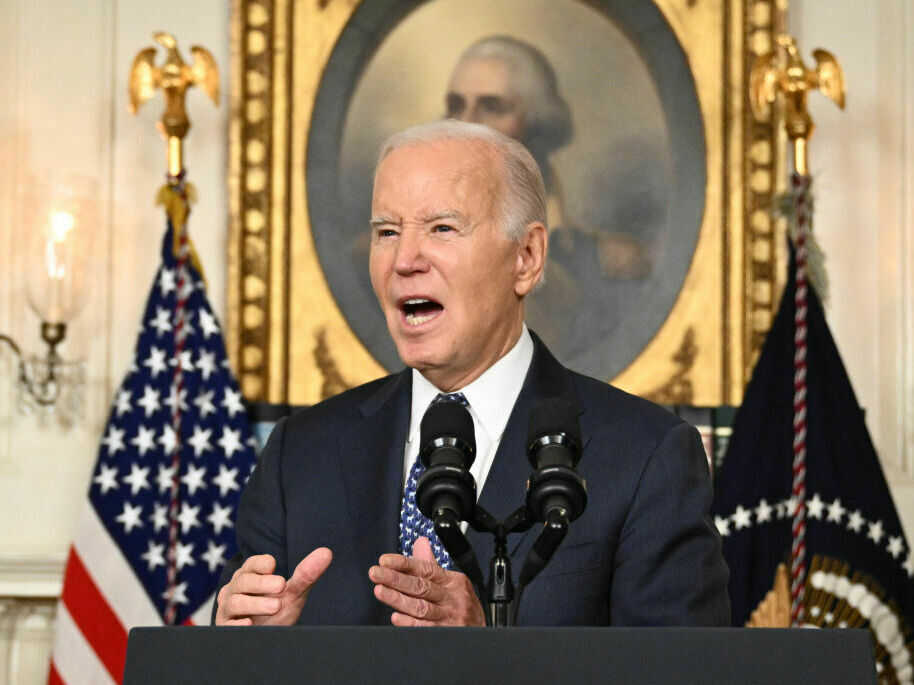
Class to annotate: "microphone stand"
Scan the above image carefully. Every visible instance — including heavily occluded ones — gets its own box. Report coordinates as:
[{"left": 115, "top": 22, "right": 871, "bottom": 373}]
[{"left": 432, "top": 504, "right": 570, "bottom": 627}]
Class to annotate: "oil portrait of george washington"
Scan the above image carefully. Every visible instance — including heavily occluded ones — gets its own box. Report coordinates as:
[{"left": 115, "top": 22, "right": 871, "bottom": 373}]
[{"left": 307, "top": 0, "right": 705, "bottom": 382}]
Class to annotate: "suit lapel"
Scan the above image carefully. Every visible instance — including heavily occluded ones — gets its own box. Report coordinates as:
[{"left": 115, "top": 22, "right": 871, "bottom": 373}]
[
  {"left": 468, "top": 332, "right": 583, "bottom": 560},
  {"left": 339, "top": 370, "right": 410, "bottom": 558}
]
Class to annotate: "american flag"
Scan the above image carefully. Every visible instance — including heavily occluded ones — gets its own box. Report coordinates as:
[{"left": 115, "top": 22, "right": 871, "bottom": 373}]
[{"left": 49, "top": 184, "right": 257, "bottom": 684}]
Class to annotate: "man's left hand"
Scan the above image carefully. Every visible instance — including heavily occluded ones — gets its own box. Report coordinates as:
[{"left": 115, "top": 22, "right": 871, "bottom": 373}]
[{"left": 369, "top": 537, "right": 485, "bottom": 626}]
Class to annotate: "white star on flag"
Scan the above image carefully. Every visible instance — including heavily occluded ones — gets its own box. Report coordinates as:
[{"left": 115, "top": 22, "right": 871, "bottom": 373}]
[
  {"left": 754, "top": 499, "right": 773, "bottom": 523},
  {"left": 175, "top": 542, "right": 195, "bottom": 570},
  {"left": 159, "top": 267, "right": 176, "bottom": 295},
  {"left": 149, "top": 306, "right": 173, "bottom": 336},
  {"left": 131, "top": 425, "right": 158, "bottom": 456},
  {"left": 177, "top": 503, "right": 201, "bottom": 534},
  {"left": 218, "top": 427, "right": 243, "bottom": 458},
  {"left": 198, "top": 308, "right": 220, "bottom": 338},
  {"left": 196, "top": 350, "right": 217, "bottom": 380},
  {"left": 847, "top": 509, "right": 865, "bottom": 533},
  {"left": 156, "top": 464, "right": 177, "bottom": 494},
  {"left": 151, "top": 502, "right": 169, "bottom": 532},
  {"left": 143, "top": 346, "right": 168, "bottom": 378},
  {"left": 164, "top": 385, "right": 189, "bottom": 413},
  {"left": 207, "top": 502, "right": 234, "bottom": 534},
  {"left": 212, "top": 465, "right": 240, "bottom": 497},
  {"left": 102, "top": 426, "right": 126, "bottom": 457},
  {"left": 202, "top": 542, "right": 227, "bottom": 572},
  {"left": 161, "top": 581, "right": 189, "bottom": 606},
  {"left": 141, "top": 541, "right": 166, "bottom": 571},
  {"left": 187, "top": 425, "right": 213, "bottom": 457},
  {"left": 222, "top": 388, "right": 245, "bottom": 418},
  {"left": 826, "top": 497, "right": 845, "bottom": 523},
  {"left": 194, "top": 390, "right": 217, "bottom": 418},
  {"left": 182, "top": 464, "right": 208, "bottom": 495},
  {"left": 115, "top": 502, "right": 144, "bottom": 533},
  {"left": 93, "top": 464, "right": 119, "bottom": 494},
  {"left": 732, "top": 505, "right": 752, "bottom": 530},
  {"left": 115, "top": 389, "right": 132, "bottom": 417},
  {"left": 715, "top": 516, "right": 730, "bottom": 536},
  {"left": 123, "top": 464, "right": 151, "bottom": 495},
  {"left": 159, "top": 425, "right": 178, "bottom": 454},
  {"left": 138, "top": 385, "right": 162, "bottom": 417},
  {"left": 903, "top": 552, "right": 914, "bottom": 578},
  {"left": 887, "top": 536, "right": 904, "bottom": 559},
  {"left": 806, "top": 493, "right": 825, "bottom": 519},
  {"left": 868, "top": 520, "right": 885, "bottom": 544},
  {"left": 169, "top": 350, "right": 195, "bottom": 373}
]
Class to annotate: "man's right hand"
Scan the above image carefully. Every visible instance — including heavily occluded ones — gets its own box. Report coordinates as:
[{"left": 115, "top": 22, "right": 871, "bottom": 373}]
[{"left": 215, "top": 548, "right": 333, "bottom": 625}]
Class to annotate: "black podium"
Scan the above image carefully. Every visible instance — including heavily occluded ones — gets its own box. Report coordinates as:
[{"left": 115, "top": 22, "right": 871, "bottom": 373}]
[{"left": 124, "top": 626, "right": 875, "bottom": 684}]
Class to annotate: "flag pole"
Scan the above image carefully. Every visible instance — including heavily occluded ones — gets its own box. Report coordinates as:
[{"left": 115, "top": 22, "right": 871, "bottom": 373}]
[
  {"left": 749, "top": 34, "right": 845, "bottom": 627},
  {"left": 127, "top": 32, "right": 220, "bottom": 623}
]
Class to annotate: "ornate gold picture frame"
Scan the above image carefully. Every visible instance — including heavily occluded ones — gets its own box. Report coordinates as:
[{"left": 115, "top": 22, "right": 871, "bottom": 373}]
[{"left": 228, "top": 0, "right": 786, "bottom": 407}]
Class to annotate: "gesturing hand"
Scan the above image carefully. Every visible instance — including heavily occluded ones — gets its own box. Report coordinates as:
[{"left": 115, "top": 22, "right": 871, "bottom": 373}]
[
  {"left": 369, "top": 537, "right": 485, "bottom": 627},
  {"left": 215, "top": 548, "right": 332, "bottom": 626}
]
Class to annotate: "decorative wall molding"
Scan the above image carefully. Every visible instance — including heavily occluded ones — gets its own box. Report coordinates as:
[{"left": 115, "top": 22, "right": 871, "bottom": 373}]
[{"left": 0, "top": 558, "right": 64, "bottom": 599}]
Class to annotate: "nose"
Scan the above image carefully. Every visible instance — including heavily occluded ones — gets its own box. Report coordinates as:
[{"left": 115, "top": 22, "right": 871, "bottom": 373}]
[{"left": 394, "top": 228, "right": 429, "bottom": 276}]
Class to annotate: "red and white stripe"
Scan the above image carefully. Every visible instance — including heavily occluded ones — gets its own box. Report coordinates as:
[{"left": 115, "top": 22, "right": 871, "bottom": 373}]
[
  {"left": 790, "top": 172, "right": 811, "bottom": 625},
  {"left": 48, "top": 506, "right": 214, "bottom": 683}
]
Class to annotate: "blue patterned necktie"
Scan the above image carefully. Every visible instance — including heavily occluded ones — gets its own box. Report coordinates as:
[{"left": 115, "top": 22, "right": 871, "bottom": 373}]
[{"left": 398, "top": 392, "right": 469, "bottom": 569}]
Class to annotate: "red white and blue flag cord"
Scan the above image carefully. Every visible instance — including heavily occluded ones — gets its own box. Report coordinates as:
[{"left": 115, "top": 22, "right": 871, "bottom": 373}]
[
  {"left": 790, "top": 172, "right": 812, "bottom": 626},
  {"left": 164, "top": 181, "right": 192, "bottom": 625}
]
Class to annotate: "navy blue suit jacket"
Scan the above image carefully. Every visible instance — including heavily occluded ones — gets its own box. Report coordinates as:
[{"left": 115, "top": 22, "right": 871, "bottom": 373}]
[{"left": 218, "top": 335, "right": 730, "bottom": 625}]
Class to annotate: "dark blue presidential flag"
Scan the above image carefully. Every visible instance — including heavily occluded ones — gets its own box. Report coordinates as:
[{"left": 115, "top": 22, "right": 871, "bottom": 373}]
[
  {"left": 51, "top": 183, "right": 258, "bottom": 684},
  {"left": 712, "top": 241, "right": 914, "bottom": 681}
]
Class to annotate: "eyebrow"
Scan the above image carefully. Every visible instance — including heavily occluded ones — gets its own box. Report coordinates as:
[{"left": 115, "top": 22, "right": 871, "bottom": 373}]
[
  {"left": 369, "top": 215, "right": 400, "bottom": 227},
  {"left": 419, "top": 210, "right": 466, "bottom": 224}
]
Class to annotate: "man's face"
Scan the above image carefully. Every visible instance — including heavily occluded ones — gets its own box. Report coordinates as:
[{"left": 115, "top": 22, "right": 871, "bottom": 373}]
[
  {"left": 445, "top": 57, "right": 527, "bottom": 141},
  {"left": 369, "top": 140, "right": 529, "bottom": 390}
]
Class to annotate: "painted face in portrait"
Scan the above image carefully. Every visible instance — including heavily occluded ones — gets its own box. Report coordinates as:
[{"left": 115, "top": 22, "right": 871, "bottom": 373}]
[
  {"left": 445, "top": 58, "right": 527, "bottom": 142},
  {"left": 369, "top": 139, "right": 542, "bottom": 390}
]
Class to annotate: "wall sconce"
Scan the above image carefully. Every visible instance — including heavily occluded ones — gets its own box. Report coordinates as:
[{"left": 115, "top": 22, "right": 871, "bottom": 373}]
[{"left": 1, "top": 178, "right": 93, "bottom": 424}]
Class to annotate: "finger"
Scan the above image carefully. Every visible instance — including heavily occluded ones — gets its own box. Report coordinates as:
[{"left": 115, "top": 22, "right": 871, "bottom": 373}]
[
  {"left": 222, "top": 593, "right": 282, "bottom": 619},
  {"left": 233, "top": 572, "right": 286, "bottom": 596},
  {"left": 373, "top": 584, "right": 443, "bottom": 622},
  {"left": 368, "top": 565, "right": 446, "bottom": 603},
  {"left": 391, "top": 612, "right": 435, "bottom": 628},
  {"left": 286, "top": 547, "right": 333, "bottom": 597},
  {"left": 378, "top": 553, "right": 441, "bottom": 581},
  {"left": 238, "top": 554, "right": 277, "bottom": 575},
  {"left": 221, "top": 617, "right": 253, "bottom": 626},
  {"left": 412, "top": 537, "right": 437, "bottom": 564}
]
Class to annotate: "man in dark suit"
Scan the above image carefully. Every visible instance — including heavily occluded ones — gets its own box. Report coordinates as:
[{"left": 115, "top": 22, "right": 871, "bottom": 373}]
[{"left": 215, "top": 120, "right": 729, "bottom": 627}]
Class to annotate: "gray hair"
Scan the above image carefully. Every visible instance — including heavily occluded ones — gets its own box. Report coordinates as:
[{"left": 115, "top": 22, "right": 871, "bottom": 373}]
[
  {"left": 453, "top": 35, "right": 573, "bottom": 160},
  {"left": 376, "top": 119, "right": 547, "bottom": 242}
]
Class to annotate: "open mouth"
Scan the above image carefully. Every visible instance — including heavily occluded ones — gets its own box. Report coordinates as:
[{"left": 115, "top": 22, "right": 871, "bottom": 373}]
[{"left": 400, "top": 298, "right": 444, "bottom": 327}]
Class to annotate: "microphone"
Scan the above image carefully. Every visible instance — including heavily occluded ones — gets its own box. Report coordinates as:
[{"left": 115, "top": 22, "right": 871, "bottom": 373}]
[
  {"left": 415, "top": 400, "right": 485, "bottom": 590},
  {"left": 525, "top": 398, "right": 587, "bottom": 523},
  {"left": 416, "top": 400, "right": 477, "bottom": 524}
]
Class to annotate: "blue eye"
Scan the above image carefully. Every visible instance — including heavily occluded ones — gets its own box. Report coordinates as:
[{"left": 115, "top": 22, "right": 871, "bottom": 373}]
[
  {"left": 376, "top": 228, "right": 398, "bottom": 238},
  {"left": 432, "top": 224, "right": 455, "bottom": 233}
]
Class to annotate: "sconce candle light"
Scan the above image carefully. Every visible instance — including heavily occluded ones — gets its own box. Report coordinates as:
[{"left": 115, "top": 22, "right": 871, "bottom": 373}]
[{"left": 1, "top": 179, "right": 93, "bottom": 423}]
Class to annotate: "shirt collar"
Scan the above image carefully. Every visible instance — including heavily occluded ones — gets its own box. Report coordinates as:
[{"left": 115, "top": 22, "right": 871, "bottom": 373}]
[{"left": 408, "top": 325, "right": 534, "bottom": 446}]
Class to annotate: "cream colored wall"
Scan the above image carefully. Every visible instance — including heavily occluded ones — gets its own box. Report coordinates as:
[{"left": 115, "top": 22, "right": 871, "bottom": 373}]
[
  {"left": 788, "top": 1, "right": 914, "bottom": 533},
  {"left": 0, "top": 0, "right": 911, "bottom": 683}
]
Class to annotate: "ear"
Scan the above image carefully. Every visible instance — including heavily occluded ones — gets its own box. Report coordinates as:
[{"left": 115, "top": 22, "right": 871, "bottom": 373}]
[{"left": 514, "top": 222, "right": 547, "bottom": 298}]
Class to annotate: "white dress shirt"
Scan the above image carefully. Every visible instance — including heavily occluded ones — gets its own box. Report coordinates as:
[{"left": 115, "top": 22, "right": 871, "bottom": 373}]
[{"left": 402, "top": 325, "right": 534, "bottom": 503}]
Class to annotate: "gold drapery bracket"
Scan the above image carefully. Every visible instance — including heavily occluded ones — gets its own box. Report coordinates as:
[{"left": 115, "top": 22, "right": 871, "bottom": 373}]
[
  {"left": 127, "top": 32, "right": 220, "bottom": 181},
  {"left": 749, "top": 35, "right": 845, "bottom": 176}
]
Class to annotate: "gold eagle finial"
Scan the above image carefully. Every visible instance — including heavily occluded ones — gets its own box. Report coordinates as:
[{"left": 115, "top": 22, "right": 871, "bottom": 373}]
[
  {"left": 749, "top": 35, "right": 845, "bottom": 175},
  {"left": 128, "top": 32, "right": 220, "bottom": 177}
]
